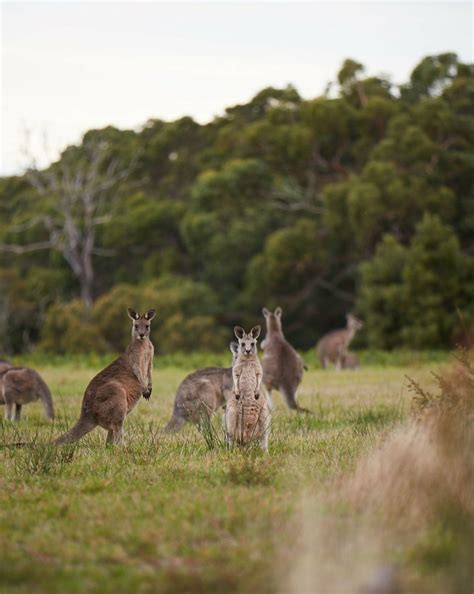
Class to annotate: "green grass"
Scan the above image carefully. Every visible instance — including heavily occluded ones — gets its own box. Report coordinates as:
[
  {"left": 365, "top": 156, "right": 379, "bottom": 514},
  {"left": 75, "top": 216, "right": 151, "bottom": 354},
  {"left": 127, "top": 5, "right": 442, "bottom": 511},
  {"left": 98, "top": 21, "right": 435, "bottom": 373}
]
[{"left": 0, "top": 359, "right": 445, "bottom": 593}]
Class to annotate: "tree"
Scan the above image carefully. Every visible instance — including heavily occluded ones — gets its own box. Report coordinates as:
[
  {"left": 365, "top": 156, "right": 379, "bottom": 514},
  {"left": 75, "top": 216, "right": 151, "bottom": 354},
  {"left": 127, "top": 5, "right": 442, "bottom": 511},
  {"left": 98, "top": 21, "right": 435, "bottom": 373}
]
[
  {"left": 0, "top": 140, "right": 133, "bottom": 311},
  {"left": 358, "top": 216, "right": 474, "bottom": 348}
]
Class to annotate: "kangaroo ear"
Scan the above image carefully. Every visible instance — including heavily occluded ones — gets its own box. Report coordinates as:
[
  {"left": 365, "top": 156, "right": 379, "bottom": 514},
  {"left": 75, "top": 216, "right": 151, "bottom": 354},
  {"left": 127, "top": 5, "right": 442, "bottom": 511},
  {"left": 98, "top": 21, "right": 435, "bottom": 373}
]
[
  {"left": 234, "top": 326, "right": 245, "bottom": 340},
  {"left": 144, "top": 309, "right": 156, "bottom": 321},
  {"left": 262, "top": 307, "right": 270, "bottom": 317},
  {"left": 229, "top": 341, "right": 239, "bottom": 355},
  {"left": 127, "top": 308, "right": 140, "bottom": 321},
  {"left": 250, "top": 325, "right": 261, "bottom": 339},
  {"left": 275, "top": 307, "right": 282, "bottom": 318}
]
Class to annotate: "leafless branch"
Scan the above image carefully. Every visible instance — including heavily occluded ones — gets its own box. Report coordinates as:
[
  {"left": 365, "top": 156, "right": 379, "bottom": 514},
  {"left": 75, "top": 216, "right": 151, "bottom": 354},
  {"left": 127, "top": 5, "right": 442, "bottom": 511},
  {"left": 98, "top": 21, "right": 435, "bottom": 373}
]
[
  {"left": 2, "top": 137, "right": 135, "bottom": 309},
  {"left": 0, "top": 241, "right": 53, "bottom": 254}
]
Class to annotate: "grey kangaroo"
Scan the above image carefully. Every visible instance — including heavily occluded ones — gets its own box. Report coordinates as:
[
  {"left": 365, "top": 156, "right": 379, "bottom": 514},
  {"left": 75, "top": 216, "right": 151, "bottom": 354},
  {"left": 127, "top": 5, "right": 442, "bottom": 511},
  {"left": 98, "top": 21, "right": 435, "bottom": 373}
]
[
  {"left": 316, "top": 313, "right": 363, "bottom": 370},
  {"left": 163, "top": 342, "right": 239, "bottom": 432},
  {"left": 55, "top": 308, "right": 156, "bottom": 445},
  {"left": 0, "top": 359, "right": 13, "bottom": 374},
  {"left": 1, "top": 366, "right": 54, "bottom": 421},
  {"left": 261, "top": 307, "right": 310, "bottom": 413},
  {"left": 224, "top": 326, "right": 271, "bottom": 451},
  {"left": 341, "top": 351, "right": 359, "bottom": 370}
]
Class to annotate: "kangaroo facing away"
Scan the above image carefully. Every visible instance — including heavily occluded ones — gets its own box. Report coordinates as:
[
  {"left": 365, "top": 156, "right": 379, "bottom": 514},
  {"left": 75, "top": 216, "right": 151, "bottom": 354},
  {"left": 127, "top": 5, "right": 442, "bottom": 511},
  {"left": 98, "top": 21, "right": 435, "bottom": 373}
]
[
  {"left": 261, "top": 307, "right": 310, "bottom": 413},
  {"left": 163, "top": 342, "right": 238, "bottom": 432},
  {"left": 224, "top": 326, "right": 271, "bottom": 451},
  {"left": 1, "top": 367, "right": 54, "bottom": 421},
  {"left": 316, "top": 313, "right": 363, "bottom": 370},
  {"left": 55, "top": 308, "right": 156, "bottom": 445}
]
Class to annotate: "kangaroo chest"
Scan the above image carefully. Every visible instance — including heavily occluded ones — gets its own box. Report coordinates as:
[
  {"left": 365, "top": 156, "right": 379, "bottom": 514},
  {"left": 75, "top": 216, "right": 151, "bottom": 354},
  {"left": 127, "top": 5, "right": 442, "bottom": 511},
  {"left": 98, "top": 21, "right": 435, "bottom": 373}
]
[{"left": 235, "top": 362, "right": 260, "bottom": 394}]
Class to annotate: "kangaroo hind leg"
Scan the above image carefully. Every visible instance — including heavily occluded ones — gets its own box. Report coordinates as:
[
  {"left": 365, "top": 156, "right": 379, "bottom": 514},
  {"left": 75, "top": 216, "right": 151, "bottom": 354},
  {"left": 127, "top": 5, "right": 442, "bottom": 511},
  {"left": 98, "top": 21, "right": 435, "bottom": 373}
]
[{"left": 280, "top": 384, "right": 312, "bottom": 414}]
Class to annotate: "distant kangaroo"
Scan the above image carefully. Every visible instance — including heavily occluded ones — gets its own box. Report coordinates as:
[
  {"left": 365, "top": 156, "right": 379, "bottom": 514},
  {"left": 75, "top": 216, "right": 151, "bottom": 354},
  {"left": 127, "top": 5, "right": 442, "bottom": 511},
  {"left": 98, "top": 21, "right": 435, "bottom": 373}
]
[
  {"left": 1, "top": 366, "right": 54, "bottom": 421},
  {"left": 261, "top": 307, "right": 310, "bottom": 413},
  {"left": 316, "top": 313, "right": 363, "bottom": 370},
  {"left": 0, "top": 359, "right": 13, "bottom": 374},
  {"left": 224, "top": 326, "right": 271, "bottom": 451},
  {"left": 163, "top": 342, "right": 239, "bottom": 432},
  {"left": 341, "top": 351, "right": 359, "bottom": 370},
  {"left": 55, "top": 308, "right": 156, "bottom": 445}
]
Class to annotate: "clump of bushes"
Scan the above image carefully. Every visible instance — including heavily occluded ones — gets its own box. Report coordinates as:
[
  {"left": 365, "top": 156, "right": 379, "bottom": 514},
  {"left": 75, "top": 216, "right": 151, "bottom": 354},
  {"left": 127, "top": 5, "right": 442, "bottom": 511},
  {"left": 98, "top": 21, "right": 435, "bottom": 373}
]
[
  {"left": 39, "top": 276, "right": 229, "bottom": 354},
  {"left": 39, "top": 300, "right": 108, "bottom": 354}
]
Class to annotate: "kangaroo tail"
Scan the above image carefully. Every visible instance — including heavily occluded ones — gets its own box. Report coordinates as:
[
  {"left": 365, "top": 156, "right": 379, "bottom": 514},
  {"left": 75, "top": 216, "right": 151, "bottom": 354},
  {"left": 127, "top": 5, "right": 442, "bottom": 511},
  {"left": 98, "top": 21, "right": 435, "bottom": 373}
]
[
  {"left": 54, "top": 417, "right": 96, "bottom": 445},
  {"left": 162, "top": 414, "right": 186, "bottom": 433},
  {"left": 37, "top": 376, "right": 55, "bottom": 420}
]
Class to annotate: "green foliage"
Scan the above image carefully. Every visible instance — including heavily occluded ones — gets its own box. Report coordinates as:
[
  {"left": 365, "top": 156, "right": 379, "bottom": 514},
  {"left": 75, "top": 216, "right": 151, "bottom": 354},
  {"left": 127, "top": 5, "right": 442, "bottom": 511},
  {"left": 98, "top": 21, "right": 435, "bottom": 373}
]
[
  {"left": 39, "top": 301, "right": 108, "bottom": 354},
  {"left": 1, "top": 53, "right": 473, "bottom": 353},
  {"left": 358, "top": 216, "right": 474, "bottom": 348},
  {"left": 92, "top": 277, "right": 227, "bottom": 354}
]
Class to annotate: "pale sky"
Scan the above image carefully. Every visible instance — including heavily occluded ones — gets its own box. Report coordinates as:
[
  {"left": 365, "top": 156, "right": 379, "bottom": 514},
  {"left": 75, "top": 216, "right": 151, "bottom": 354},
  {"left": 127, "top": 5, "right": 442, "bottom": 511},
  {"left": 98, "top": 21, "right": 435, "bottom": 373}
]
[{"left": 1, "top": 1, "right": 472, "bottom": 176}]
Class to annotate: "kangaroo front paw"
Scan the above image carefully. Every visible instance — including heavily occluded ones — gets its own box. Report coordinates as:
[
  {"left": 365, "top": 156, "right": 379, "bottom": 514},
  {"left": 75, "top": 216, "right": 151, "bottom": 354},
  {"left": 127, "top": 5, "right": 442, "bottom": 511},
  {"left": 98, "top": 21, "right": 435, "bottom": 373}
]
[
  {"left": 254, "top": 392, "right": 260, "bottom": 400},
  {"left": 143, "top": 387, "right": 152, "bottom": 400}
]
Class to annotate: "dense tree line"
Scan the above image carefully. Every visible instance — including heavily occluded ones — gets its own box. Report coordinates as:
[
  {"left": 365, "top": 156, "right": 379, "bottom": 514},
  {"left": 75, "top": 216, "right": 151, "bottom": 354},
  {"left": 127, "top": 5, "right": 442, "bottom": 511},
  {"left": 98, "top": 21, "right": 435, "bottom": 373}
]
[{"left": 1, "top": 53, "right": 473, "bottom": 354}]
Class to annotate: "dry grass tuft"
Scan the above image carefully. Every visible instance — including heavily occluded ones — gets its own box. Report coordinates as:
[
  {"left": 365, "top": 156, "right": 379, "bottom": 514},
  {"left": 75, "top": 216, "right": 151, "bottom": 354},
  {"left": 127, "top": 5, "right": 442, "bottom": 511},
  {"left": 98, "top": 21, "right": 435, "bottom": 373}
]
[{"left": 288, "top": 350, "right": 474, "bottom": 593}]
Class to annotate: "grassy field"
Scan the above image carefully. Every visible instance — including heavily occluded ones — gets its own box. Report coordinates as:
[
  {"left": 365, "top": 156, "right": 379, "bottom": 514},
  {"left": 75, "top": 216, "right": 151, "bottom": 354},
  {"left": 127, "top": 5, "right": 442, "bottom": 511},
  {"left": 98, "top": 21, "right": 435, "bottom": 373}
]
[{"left": 0, "top": 356, "right": 465, "bottom": 594}]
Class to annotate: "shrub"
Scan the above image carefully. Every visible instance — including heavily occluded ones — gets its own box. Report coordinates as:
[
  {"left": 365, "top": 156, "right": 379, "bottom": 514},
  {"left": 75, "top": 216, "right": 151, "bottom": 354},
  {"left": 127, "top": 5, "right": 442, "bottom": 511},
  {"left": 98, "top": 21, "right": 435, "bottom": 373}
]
[
  {"left": 39, "top": 301, "right": 108, "bottom": 354},
  {"left": 39, "top": 278, "right": 230, "bottom": 355}
]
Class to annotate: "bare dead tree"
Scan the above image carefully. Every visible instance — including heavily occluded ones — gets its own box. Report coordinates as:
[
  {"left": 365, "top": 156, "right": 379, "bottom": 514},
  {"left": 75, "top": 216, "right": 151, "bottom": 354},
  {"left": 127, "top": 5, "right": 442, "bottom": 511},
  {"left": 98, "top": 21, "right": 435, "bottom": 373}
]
[{"left": 0, "top": 140, "right": 134, "bottom": 311}]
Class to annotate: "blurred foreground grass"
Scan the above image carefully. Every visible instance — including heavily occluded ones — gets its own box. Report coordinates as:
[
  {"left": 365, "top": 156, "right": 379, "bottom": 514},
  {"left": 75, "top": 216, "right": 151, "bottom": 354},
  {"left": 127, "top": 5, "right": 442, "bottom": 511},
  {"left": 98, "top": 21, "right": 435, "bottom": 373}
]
[{"left": 0, "top": 355, "right": 468, "bottom": 594}]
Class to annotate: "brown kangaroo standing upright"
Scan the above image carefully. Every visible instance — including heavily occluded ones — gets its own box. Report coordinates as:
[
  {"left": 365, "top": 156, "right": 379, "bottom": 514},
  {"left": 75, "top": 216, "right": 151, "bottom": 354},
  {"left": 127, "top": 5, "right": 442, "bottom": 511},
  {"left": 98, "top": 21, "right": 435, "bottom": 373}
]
[
  {"left": 1, "top": 366, "right": 54, "bottom": 421},
  {"left": 163, "top": 342, "right": 238, "bottom": 432},
  {"left": 316, "top": 313, "right": 363, "bottom": 370},
  {"left": 55, "top": 308, "right": 156, "bottom": 445},
  {"left": 261, "top": 307, "right": 309, "bottom": 413}
]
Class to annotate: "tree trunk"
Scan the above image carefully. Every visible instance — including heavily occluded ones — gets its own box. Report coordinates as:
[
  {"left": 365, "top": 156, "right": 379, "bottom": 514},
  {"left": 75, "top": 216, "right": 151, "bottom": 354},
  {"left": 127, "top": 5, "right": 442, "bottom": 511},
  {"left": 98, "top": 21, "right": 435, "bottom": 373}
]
[{"left": 80, "top": 272, "right": 94, "bottom": 315}]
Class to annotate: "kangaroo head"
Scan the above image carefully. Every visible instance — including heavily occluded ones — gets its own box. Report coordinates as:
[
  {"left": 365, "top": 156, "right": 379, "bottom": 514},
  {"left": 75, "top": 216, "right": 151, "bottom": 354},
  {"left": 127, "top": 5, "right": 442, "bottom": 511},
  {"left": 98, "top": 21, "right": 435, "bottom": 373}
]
[
  {"left": 346, "top": 313, "right": 363, "bottom": 331},
  {"left": 229, "top": 341, "right": 239, "bottom": 364},
  {"left": 127, "top": 308, "right": 157, "bottom": 341},
  {"left": 234, "top": 325, "right": 261, "bottom": 356},
  {"left": 262, "top": 306, "right": 283, "bottom": 332}
]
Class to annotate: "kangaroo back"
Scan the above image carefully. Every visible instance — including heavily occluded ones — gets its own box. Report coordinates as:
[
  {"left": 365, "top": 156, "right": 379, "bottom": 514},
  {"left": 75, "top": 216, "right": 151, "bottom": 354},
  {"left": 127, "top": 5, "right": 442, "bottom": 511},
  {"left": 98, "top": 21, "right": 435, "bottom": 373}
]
[{"left": 32, "top": 370, "right": 55, "bottom": 419}]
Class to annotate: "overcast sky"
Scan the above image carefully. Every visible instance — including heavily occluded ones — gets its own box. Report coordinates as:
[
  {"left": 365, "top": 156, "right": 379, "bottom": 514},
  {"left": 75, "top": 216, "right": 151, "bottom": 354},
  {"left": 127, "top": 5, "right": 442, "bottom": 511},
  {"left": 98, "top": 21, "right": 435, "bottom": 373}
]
[{"left": 1, "top": 1, "right": 472, "bottom": 176}]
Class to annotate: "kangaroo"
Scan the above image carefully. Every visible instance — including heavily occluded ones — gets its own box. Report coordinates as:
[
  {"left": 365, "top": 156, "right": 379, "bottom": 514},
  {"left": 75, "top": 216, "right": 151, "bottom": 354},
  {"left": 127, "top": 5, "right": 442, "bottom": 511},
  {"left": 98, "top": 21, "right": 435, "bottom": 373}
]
[
  {"left": 163, "top": 342, "right": 239, "bottom": 432},
  {"left": 55, "top": 308, "right": 156, "bottom": 445},
  {"left": 341, "top": 351, "right": 359, "bottom": 370},
  {"left": 0, "top": 359, "right": 13, "bottom": 374},
  {"left": 261, "top": 307, "right": 310, "bottom": 413},
  {"left": 1, "top": 366, "right": 54, "bottom": 421},
  {"left": 316, "top": 313, "right": 363, "bottom": 370},
  {"left": 224, "top": 326, "right": 271, "bottom": 451}
]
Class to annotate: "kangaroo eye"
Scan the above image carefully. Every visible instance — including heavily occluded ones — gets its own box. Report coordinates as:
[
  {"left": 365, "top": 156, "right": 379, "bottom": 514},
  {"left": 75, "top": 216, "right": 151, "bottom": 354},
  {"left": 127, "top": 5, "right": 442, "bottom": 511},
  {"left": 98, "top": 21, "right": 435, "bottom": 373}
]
[
  {"left": 251, "top": 342, "right": 255, "bottom": 346},
  {"left": 235, "top": 394, "right": 240, "bottom": 400}
]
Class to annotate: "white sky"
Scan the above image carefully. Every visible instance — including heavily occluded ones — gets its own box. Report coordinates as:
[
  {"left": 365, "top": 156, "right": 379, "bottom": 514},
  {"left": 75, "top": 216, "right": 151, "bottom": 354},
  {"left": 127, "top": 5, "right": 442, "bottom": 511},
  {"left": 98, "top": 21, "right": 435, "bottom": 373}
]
[{"left": 1, "top": 1, "right": 473, "bottom": 176}]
